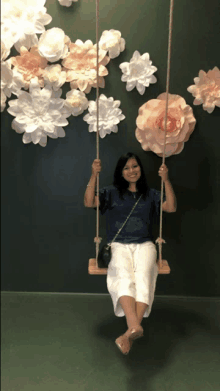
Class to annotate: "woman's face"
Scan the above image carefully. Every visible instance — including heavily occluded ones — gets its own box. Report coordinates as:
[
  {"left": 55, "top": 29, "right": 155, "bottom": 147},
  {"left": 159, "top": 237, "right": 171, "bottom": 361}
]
[{"left": 122, "top": 158, "right": 141, "bottom": 184}]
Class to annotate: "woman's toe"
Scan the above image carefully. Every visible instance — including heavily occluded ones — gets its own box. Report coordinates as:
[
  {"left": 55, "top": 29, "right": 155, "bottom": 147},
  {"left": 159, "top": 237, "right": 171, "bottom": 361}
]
[{"left": 115, "top": 335, "right": 130, "bottom": 355}]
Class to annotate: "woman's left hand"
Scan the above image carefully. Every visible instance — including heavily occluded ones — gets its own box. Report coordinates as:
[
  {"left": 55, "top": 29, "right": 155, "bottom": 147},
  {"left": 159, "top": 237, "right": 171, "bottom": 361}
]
[{"left": 158, "top": 163, "right": 169, "bottom": 182}]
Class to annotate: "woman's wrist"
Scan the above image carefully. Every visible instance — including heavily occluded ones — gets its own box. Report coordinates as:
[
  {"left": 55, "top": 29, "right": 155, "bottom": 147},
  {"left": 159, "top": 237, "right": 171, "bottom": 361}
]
[{"left": 164, "top": 178, "right": 170, "bottom": 184}]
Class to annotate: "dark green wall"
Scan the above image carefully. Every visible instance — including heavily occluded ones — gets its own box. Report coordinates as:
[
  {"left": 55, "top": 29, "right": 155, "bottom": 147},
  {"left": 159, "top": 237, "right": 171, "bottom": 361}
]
[{"left": 1, "top": 0, "right": 220, "bottom": 296}]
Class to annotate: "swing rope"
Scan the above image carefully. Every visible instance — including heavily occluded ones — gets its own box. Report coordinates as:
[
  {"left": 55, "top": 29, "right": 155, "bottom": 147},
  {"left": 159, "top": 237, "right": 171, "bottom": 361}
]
[
  {"left": 156, "top": 0, "right": 174, "bottom": 264},
  {"left": 94, "top": 0, "right": 174, "bottom": 267},
  {"left": 94, "top": 0, "right": 101, "bottom": 266}
]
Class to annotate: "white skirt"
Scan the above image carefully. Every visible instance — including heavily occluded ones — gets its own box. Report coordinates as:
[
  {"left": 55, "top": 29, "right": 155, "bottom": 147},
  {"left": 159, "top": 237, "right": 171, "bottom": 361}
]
[{"left": 106, "top": 241, "right": 158, "bottom": 318}]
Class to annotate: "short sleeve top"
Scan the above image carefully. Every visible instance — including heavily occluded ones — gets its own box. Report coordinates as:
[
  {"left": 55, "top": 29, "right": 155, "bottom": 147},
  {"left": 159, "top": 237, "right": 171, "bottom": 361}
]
[{"left": 94, "top": 185, "right": 166, "bottom": 244}]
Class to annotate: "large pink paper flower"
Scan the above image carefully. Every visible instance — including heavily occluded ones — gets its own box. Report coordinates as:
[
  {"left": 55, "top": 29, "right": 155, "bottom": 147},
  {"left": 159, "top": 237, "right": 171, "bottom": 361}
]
[
  {"left": 10, "top": 46, "right": 48, "bottom": 89},
  {"left": 187, "top": 67, "right": 220, "bottom": 113},
  {"left": 135, "top": 93, "right": 196, "bottom": 157},
  {"left": 62, "top": 39, "right": 110, "bottom": 94}
]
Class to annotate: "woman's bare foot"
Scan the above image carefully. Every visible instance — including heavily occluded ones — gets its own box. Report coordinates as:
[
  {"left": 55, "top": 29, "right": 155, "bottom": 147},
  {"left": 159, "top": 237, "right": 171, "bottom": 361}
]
[
  {"left": 115, "top": 334, "right": 130, "bottom": 355},
  {"left": 124, "top": 325, "right": 144, "bottom": 342}
]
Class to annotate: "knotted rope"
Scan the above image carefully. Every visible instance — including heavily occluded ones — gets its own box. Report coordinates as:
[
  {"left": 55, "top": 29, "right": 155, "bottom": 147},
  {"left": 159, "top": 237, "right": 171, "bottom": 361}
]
[
  {"left": 94, "top": 0, "right": 101, "bottom": 265},
  {"left": 156, "top": 0, "right": 174, "bottom": 264}
]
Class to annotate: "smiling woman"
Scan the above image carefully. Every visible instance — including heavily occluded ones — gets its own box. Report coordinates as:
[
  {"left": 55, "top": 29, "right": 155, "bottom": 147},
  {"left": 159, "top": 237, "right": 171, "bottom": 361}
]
[{"left": 84, "top": 151, "right": 176, "bottom": 354}]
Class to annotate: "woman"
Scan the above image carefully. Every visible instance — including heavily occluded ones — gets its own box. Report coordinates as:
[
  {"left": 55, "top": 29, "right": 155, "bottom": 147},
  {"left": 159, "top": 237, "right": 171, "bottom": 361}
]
[{"left": 84, "top": 152, "right": 177, "bottom": 354}]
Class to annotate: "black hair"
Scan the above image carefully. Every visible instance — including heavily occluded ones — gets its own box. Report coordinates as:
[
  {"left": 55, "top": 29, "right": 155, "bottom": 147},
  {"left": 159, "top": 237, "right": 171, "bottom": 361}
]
[{"left": 113, "top": 152, "right": 149, "bottom": 200}]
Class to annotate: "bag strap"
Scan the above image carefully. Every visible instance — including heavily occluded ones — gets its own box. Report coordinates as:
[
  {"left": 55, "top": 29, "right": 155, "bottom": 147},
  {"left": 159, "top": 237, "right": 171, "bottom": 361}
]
[{"left": 108, "top": 194, "right": 142, "bottom": 245}]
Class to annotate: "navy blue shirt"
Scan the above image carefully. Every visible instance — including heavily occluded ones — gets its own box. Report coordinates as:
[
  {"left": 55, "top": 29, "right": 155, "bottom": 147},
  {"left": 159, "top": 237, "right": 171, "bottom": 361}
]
[{"left": 95, "top": 185, "right": 166, "bottom": 244}]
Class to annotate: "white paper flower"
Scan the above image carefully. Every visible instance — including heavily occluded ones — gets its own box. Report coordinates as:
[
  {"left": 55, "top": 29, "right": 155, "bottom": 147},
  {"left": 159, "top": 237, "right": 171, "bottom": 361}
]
[
  {"left": 38, "top": 28, "right": 70, "bottom": 63},
  {"left": 1, "top": 0, "right": 52, "bottom": 52},
  {"left": 1, "top": 60, "right": 26, "bottom": 105},
  {"left": 83, "top": 94, "right": 125, "bottom": 138},
  {"left": 58, "top": 0, "right": 78, "bottom": 6},
  {"left": 119, "top": 50, "right": 157, "bottom": 95},
  {"left": 1, "top": 41, "right": 11, "bottom": 61},
  {"left": 14, "top": 34, "right": 39, "bottom": 54},
  {"left": 9, "top": 69, "right": 28, "bottom": 97},
  {"left": 7, "top": 78, "right": 69, "bottom": 147},
  {"left": 1, "top": 61, "right": 13, "bottom": 91},
  {"left": 43, "top": 64, "right": 67, "bottom": 91},
  {"left": 99, "top": 30, "right": 125, "bottom": 59},
  {"left": 63, "top": 90, "right": 89, "bottom": 117}
]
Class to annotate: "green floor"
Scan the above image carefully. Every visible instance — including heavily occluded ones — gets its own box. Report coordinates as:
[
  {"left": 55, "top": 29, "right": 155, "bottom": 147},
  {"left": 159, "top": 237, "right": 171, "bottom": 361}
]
[{"left": 1, "top": 292, "right": 220, "bottom": 391}]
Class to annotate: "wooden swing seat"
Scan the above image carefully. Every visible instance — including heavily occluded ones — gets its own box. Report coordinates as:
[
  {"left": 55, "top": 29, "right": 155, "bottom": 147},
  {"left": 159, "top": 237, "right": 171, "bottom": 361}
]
[{"left": 88, "top": 258, "right": 170, "bottom": 275}]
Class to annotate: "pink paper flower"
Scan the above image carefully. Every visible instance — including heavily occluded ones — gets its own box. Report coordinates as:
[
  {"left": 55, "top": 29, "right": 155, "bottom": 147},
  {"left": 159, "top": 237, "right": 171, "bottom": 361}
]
[
  {"left": 187, "top": 67, "right": 220, "bottom": 113},
  {"left": 10, "top": 46, "right": 48, "bottom": 89},
  {"left": 135, "top": 93, "right": 196, "bottom": 157},
  {"left": 62, "top": 39, "right": 110, "bottom": 94}
]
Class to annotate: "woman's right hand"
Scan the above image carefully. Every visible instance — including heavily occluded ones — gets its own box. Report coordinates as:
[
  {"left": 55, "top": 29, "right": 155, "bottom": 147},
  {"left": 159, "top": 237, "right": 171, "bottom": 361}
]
[{"left": 92, "top": 159, "right": 102, "bottom": 177}]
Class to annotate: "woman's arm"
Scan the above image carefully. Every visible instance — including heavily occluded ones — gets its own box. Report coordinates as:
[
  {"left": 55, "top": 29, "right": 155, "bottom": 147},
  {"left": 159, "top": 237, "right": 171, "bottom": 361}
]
[
  {"left": 158, "top": 164, "right": 177, "bottom": 213},
  {"left": 84, "top": 159, "right": 101, "bottom": 208}
]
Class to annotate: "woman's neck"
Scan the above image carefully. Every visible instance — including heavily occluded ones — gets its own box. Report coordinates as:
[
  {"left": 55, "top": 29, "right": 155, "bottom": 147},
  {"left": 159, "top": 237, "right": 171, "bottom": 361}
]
[{"left": 128, "top": 184, "right": 137, "bottom": 192}]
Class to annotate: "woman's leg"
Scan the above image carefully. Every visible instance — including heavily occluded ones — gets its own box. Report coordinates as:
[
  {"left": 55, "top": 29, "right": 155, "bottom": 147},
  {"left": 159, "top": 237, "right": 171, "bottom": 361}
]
[
  {"left": 119, "top": 295, "right": 140, "bottom": 329},
  {"left": 135, "top": 302, "right": 148, "bottom": 324},
  {"left": 134, "top": 242, "right": 158, "bottom": 320}
]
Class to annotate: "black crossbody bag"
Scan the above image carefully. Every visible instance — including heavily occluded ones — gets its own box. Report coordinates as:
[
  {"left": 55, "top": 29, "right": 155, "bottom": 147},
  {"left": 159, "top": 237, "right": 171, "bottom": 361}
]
[{"left": 98, "top": 194, "right": 142, "bottom": 268}]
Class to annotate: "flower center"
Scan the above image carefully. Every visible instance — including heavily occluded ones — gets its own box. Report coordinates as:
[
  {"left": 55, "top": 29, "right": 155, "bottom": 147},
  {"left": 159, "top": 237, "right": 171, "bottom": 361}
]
[
  {"left": 156, "top": 113, "right": 178, "bottom": 133},
  {"left": 69, "top": 97, "right": 82, "bottom": 107}
]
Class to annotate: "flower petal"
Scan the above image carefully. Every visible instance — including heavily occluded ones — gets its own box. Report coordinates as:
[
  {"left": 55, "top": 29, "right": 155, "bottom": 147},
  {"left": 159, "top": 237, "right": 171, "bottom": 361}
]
[{"left": 136, "top": 82, "right": 145, "bottom": 95}]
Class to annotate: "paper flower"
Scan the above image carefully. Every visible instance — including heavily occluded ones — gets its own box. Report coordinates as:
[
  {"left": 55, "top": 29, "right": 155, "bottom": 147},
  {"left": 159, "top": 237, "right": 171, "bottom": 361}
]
[
  {"left": 63, "top": 90, "right": 89, "bottom": 117},
  {"left": 1, "top": 60, "right": 14, "bottom": 111},
  {"left": 10, "top": 46, "right": 48, "bottom": 89},
  {"left": 1, "top": 41, "right": 11, "bottom": 61},
  {"left": 38, "top": 28, "right": 70, "bottom": 62},
  {"left": 7, "top": 78, "right": 69, "bottom": 147},
  {"left": 83, "top": 94, "right": 125, "bottom": 138},
  {"left": 135, "top": 93, "right": 196, "bottom": 157},
  {"left": 99, "top": 30, "right": 125, "bottom": 59},
  {"left": 1, "top": 0, "right": 52, "bottom": 52},
  {"left": 43, "top": 64, "right": 67, "bottom": 91},
  {"left": 58, "top": 0, "right": 78, "bottom": 6},
  {"left": 6, "top": 69, "right": 26, "bottom": 97},
  {"left": 1, "top": 61, "right": 13, "bottom": 91},
  {"left": 119, "top": 50, "right": 157, "bottom": 95},
  {"left": 62, "top": 39, "right": 110, "bottom": 94},
  {"left": 187, "top": 67, "right": 220, "bottom": 113},
  {"left": 1, "top": 60, "right": 26, "bottom": 109}
]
